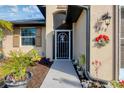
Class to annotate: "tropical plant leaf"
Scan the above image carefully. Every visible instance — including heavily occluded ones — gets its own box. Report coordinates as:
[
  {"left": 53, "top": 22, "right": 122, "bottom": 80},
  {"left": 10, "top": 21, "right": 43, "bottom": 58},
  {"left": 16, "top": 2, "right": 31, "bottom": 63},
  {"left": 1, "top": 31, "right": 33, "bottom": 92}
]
[
  {"left": 0, "top": 29, "right": 4, "bottom": 41},
  {"left": 0, "top": 20, "right": 13, "bottom": 31},
  {"left": 79, "top": 54, "right": 85, "bottom": 67}
]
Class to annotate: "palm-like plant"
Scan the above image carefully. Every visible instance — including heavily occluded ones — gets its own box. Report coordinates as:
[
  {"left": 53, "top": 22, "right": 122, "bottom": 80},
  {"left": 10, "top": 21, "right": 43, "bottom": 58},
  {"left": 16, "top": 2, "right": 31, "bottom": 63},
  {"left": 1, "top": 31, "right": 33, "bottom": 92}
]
[
  {"left": 0, "top": 20, "right": 13, "bottom": 31},
  {"left": 0, "top": 20, "right": 13, "bottom": 41},
  {"left": 0, "top": 20, "right": 13, "bottom": 85}
]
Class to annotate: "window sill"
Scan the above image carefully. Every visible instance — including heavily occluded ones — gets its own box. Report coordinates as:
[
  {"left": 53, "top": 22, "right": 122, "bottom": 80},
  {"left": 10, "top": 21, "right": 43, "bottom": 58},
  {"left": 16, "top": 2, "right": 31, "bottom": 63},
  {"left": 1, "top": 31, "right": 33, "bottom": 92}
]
[{"left": 20, "top": 45, "right": 35, "bottom": 48}]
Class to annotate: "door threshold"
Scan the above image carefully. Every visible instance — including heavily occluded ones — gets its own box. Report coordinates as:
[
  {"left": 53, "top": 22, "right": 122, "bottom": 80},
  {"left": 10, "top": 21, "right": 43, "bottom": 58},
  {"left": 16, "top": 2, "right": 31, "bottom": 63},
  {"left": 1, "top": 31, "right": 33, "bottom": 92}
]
[{"left": 54, "top": 59, "right": 72, "bottom": 62}]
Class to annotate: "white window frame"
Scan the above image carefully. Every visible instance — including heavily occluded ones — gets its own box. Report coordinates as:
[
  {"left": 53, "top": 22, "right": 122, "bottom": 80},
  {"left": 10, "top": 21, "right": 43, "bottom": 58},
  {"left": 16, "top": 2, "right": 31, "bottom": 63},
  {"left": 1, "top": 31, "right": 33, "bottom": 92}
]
[{"left": 20, "top": 27, "right": 36, "bottom": 47}]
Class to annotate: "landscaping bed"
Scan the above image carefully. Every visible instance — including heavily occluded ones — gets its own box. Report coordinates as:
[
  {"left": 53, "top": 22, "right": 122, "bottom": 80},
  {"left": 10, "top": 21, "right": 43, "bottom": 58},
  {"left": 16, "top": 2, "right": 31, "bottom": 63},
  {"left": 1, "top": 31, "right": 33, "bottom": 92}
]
[
  {"left": 0, "top": 50, "right": 53, "bottom": 88},
  {"left": 27, "top": 61, "right": 52, "bottom": 88},
  {"left": 0, "top": 60, "right": 52, "bottom": 88},
  {"left": 72, "top": 55, "right": 112, "bottom": 88},
  {"left": 72, "top": 56, "right": 124, "bottom": 88}
]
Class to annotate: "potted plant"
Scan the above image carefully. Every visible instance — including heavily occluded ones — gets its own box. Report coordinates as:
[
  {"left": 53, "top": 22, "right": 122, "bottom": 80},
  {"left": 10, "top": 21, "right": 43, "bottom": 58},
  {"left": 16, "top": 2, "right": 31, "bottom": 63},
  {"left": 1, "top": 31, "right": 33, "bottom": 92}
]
[
  {"left": 79, "top": 54, "right": 85, "bottom": 69},
  {"left": 0, "top": 70, "right": 5, "bottom": 88},
  {"left": 0, "top": 20, "right": 13, "bottom": 87},
  {"left": 0, "top": 79, "right": 5, "bottom": 88},
  {"left": 0, "top": 61, "right": 7, "bottom": 88},
  {"left": 77, "top": 54, "right": 85, "bottom": 77},
  {"left": 1, "top": 49, "right": 41, "bottom": 88}
]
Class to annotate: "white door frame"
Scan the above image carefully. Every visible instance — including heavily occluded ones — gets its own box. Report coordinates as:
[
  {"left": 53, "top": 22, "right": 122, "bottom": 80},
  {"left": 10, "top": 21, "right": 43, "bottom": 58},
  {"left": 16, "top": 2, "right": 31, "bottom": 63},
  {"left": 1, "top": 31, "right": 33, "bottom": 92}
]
[{"left": 55, "top": 30, "right": 71, "bottom": 60}]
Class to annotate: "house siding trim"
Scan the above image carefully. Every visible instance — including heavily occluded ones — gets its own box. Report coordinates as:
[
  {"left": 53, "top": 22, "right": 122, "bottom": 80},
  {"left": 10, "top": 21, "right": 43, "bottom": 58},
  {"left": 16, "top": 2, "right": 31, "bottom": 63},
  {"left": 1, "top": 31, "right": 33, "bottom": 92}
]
[
  {"left": 118, "top": 6, "right": 123, "bottom": 80},
  {"left": 113, "top": 5, "right": 120, "bottom": 80}
]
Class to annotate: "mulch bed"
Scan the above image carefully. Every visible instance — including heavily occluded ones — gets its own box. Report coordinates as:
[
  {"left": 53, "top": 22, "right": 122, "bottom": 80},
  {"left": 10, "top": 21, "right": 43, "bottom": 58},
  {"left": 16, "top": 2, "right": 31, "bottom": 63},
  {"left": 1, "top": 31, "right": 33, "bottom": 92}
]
[{"left": 27, "top": 61, "right": 53, "bottom": 88}]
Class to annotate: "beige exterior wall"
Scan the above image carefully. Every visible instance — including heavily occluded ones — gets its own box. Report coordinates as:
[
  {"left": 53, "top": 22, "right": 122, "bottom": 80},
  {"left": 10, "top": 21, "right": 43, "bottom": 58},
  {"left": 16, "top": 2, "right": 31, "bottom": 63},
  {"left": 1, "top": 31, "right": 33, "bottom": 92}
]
[
  {"left": 45, "top": 5, "right": 116, "bottom": 80},
  {"left": 73, "top": 10, "right": 86, "bottom": 59},
  {"left": 3, "top": 26, "right": 46, "bottom": 56},
  {"left": 90, "top": 5, "right": 114, "bottom": 80},
  {"left": 46, "top": 5, "right": 66, "bottom": 60}
]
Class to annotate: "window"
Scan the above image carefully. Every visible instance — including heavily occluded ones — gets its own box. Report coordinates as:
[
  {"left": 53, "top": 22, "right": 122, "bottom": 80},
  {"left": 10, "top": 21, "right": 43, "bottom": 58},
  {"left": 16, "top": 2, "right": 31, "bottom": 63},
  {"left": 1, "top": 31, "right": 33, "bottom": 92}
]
[
  {"left": 21, "top": 28, "right": 36, "bottom": 46},
  {"left": 119, "top": 6, "right": 124, "bottom": 80}
]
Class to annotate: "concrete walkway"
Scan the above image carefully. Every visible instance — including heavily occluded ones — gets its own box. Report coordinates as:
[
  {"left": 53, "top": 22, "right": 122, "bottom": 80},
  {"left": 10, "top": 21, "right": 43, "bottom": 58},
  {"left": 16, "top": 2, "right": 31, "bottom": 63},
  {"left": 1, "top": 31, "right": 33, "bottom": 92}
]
[{"left": 41, "top": 60, "right": 82, "bottom": 88}]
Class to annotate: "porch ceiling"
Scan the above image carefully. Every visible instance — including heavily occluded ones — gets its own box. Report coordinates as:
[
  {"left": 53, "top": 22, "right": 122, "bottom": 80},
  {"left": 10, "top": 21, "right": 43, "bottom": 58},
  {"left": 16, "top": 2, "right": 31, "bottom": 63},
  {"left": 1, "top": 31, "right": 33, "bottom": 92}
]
[
  {"left": 66, "top": 5, "right": 83, "bottom": 23},
  {"left": 56, "top": 22, "right": 72, "bottom": 30}
]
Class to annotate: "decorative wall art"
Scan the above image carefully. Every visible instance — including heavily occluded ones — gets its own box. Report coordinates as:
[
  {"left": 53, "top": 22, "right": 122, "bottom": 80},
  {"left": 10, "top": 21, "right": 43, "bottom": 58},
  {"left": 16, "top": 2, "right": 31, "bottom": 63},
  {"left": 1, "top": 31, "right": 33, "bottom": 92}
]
[
  {"left": 94, "top": 12, "right": 111, "bottom": 33},
  {"left": 95, "top": 34, "right": 109, "bottom": 48},
  {"left": 94, "top": 12, "right": 111, "bottom": 48}
]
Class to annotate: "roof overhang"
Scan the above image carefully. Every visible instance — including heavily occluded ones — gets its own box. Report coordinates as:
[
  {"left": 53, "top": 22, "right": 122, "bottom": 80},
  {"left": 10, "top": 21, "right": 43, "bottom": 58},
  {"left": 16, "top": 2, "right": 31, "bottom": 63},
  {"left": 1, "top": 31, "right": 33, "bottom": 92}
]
[
  {"left": 66, "top": 5, "right": 83, "bottom": 23},
  {"left": 37, "top": 5, "right": 46, "bottom": 19},
  {"left": 11, "top": 19, "right": 45, "bottom": 27}
]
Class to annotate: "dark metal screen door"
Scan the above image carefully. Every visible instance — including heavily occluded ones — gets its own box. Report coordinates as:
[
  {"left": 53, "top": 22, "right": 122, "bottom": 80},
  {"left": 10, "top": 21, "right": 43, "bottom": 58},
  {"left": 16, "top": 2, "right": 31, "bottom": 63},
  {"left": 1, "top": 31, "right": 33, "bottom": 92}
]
[{"left": 55, "top": 30, "right": 71, "bottom": 59}]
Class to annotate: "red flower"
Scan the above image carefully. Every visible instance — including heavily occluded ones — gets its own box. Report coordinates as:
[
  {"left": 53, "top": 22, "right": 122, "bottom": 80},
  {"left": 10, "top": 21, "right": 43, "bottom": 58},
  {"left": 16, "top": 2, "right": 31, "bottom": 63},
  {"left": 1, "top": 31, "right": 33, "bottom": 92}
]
[
  {"left": 95, "top": 34, "right": 109, "bottom": 45},
  {"left": 119, "top": 80, "right": 124, "bottom": 84},
  {"left": 119, "top": 80, "right": 124, "bottom": 87},
  {"left": 106, "top": 36, "right": 109, "bottom": 40},
  {"left": 98, "top": 34, "right": 103, "bottom": 39},
  {"left": 95, "top": 37, "right": 99, "bottom": 42},
  {"left": 103, "top": 35, "right": 109, "bottom": 41},
  {"left": 103, "top": 35, "right": 106, "bottom": 40}
]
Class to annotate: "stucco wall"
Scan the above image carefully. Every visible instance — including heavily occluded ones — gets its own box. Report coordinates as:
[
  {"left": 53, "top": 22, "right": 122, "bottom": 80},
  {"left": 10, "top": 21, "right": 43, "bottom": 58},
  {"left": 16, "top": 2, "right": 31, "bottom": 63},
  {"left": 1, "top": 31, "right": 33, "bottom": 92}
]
[
  {"left": 3, "top": 26, "right": 46, "bottom": 57},
  {"left": 46, "top": 5, "right": 66, "bottom": 60},
  {"left": 74, "top": 10, "right": 86, "bottom": 59},
  {"left": 90, "top": 5, "right": 114, "bottom": 80}
]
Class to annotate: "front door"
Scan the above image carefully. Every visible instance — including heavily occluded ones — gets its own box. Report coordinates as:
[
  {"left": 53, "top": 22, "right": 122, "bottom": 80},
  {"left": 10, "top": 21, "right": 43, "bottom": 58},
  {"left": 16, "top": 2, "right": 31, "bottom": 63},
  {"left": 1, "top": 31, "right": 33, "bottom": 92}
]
[{"left": 55, "top": 30, "right": 71, "bottom": 60}]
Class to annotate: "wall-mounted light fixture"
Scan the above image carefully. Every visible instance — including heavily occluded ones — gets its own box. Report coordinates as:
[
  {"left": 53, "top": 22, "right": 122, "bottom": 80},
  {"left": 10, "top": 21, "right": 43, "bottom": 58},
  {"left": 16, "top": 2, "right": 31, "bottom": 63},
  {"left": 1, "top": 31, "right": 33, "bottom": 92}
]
[
  {"left": 101, "top": 12, "right": 111, "bottom": 27},
  {"left": 105, "top": 16, "right": 111, "bottom": 27}
]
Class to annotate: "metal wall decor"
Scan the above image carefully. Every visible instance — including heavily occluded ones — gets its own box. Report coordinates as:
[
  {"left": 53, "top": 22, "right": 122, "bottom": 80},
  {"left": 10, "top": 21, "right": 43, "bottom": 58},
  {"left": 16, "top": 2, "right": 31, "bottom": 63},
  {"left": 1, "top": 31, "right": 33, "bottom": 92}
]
[
  {"left": 94, "top": 12, "right": 111, "bottom": 33},
  {"left": 101, "top": 12, "right": 111, "bottom": 27},
  {"left": 94, "top": 34, "right": 110, "bottom": 48},
  {"left": 93, "top": 12, "right": 111, "bottom": 48}
]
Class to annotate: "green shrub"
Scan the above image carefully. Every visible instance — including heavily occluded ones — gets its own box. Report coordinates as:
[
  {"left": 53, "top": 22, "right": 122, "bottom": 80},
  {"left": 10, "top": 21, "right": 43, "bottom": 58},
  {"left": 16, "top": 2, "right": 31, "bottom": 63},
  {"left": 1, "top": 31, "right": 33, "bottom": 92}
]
[
  {"left": 79, "top": 54, "right": 85, "bottom": 67},
  {"left": 2, "top": 51, "right": 30, "bottom": 81},
  {"left": 111, "top": 80, "right": 124, "bottom": 88},
  {"left": 27, "top": 49, "right": 41, "bottom": 63},
  {"left": 1, "top": 49, "right": 41, "bottom": 81}
]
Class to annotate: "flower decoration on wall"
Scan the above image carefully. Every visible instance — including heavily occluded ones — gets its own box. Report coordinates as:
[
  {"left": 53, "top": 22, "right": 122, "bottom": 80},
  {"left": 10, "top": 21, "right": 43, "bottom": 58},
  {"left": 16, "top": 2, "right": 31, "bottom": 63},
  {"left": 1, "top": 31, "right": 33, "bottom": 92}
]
[
  {"left": 92, "top": 60, "right": 102, "bottom": 80},
  {"left": 95, "top": 34, "right": 109, "bottom": 48}
]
